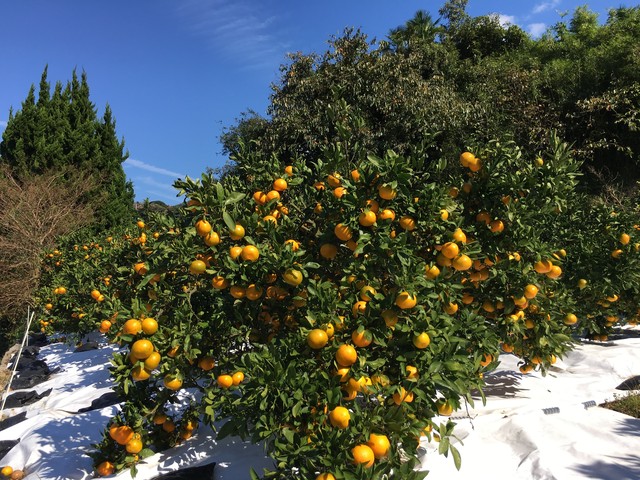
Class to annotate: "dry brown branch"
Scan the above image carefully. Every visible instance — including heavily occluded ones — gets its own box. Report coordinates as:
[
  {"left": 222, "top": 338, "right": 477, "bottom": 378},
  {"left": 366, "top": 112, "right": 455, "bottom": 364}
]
[{"left": 0, "top": 165, "right": 97, "bottom": 320}]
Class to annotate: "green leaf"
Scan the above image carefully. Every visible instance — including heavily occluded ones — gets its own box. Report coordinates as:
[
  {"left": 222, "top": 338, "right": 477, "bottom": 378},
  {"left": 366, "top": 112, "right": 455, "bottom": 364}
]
[{"left": 223, "top": 211, "right": 236, "bottom": 231}]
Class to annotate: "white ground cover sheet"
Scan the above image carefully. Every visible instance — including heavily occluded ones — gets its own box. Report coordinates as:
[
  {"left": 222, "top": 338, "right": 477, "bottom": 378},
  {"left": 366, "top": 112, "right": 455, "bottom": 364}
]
[{"left": 0, "top": 328, "right": 639, "bottom": 480}]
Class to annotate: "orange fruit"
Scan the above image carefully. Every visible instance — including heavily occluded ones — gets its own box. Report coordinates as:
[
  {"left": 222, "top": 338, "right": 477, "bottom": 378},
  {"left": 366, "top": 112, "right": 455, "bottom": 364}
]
[
  {"left": 273, "top": 178, "right": 287, "bottom": 191},
  {"left": 564, "top": 313, "right": 578, "bottom": 325},
  {"left": 307, "top": 329, "right": 329, "bottom": 349},
  {"left": 217, "top": 374, "right": 234, "bottom": 389},
  {"left": 392, "top": 387, "right": 414, "bottom": 405},
  {"left": 109, "top": 425, "right": 134, "bottom": 445},
  {"left": 546, "top": 265, "right": 562, "bottom": 278},
  {"left": 358, "top": 210, "right": 377, "bottom": 227},
  {"left": 460, "top": 151, "right": 475, "bottom": 167},
  {"left": 266, "top": 190, "right": 280, "bottom": 202},
  {"left": 284, "top": 239, "right": 300, "bottom": 251},
  {"left": 204, "top": 231, "right": 221, "bottom": 246},
  {"left": 378, "top": 208, "right": 395, "bottom": 221},
  {"left": 164, "top": 375, "right": 183, "bottom": 390},
  {"left": 425, "top": 265, "right": 441, "bottom": 279},
  {"left": 399, "top": 216, "right": 416, "bottom": 231},
  {"left": 253, "top": 191, "right": 267, "bottom": 205},
  {"left": 189, "top": 260, "right": 207, "bottom": 275},
  {"left": 395, "top": 291, "right": 417, "bottom": 309},
  {"left": 198, "top": 356, "right": 215, "bottom": 371},
  {"left": 212, "top": 276, "right": 229, "bottom": 289},
  {"left": 132, "top": 365, "right": 151, "bottom": 381},
  {"left": 327, "top": 173, "right": 341, "bottom": 188},
  {"left": 229, "top": 246, "right": 243, "bottom": 260},
  {"left": 241, "top": 245, "right": 260, "bottom": 262},
  {"left": 378, "top": 184, "right": 396, "bottom": 200},
  {"left": 284, "top": 165, "right": 294, "bottom": 176},
  {"left": 406, "top": 365, "right": 419, "bottom": 379},
  {"left": 229, "top": 224, "right": 245, "bottom": 240},
  {"left": 329, "top": 406, "right": 350, "bottom": 429},
  {"left": 620, "top": 233, "right": 630, "bottom": 245},
  {"left": 229, "top": 285, "right": 246, "bottom": 299},
  {"left": 195, "top": 219, "right": 212, "bottom": 237},
  {"left": 316, "top": 474, "right": 336, "bottom": 480},
  {"left": 95, "top": 461, "right": 115, "bottom": 477},
  {"left": 100, "top": 320, "right": 112, "bottom": 332},
  {"left": 91, "top": 289, "right": 101, "bottom": 300},
  {"left": 534, "top": 260, "right": 553, "bottom": 274},
  {"left": 436, "top": 400, "right": 454, "bottom": 416},
  {"left": 524, "top": 284, "right": 539, "bottom": 299},
  {"left": 122, "top": 318, "right": 142, "bottom": 335},
  {"left": 126, "top": 438, "right": 143, "bottom": 454},
  {"left": 352, "top": 444, "right": 375, "bottom": 468},
  {"left": 131, "top": 339, "right": 154, "bottom": 360},
  {"left": 352, "top": 300, "right": 367, "bottom": 316},
  {"left": 479, "top": 353, "right": 493, "bottom": 367},
  {"left": 246, "top": 284, "right": 263, "bottom": 301},
  {"left": 452, "top": 254, "right": 472, "bottom": 271},
  {"left": 283, "top": 268, "right": 303, "bottom": 286},
  {"left": 1, "top": 467, "right": 13, "bottom": 477},
  {"left": 144, "top": 351, "right": 161, "bottom": 370},
  {"left": 333, "top": 187, "right": 347, "bottom": 198},
  {"left": 444, "top": 302, "right": 458, "bottom": 315},
  {"left": 367, "top": 433, "right": 391, "bottom": 459},
  {"left": 320, "top": 244, "right": 338, "bottom": 260},
  {"left": 441, "top": 242, "right": 459, "bottom": 259},
  {"left": 232, "top": 371, "right": 245, "bottom": 385},
  {"left": 413, "top": 332, "right": 430, "bottom": 349},
  {"left": 141, "top": 317, "right": 158, "bottom": 335},
  {"left": 490, "top": 220, "right": 504, "bottom": 233},
  {"left": 452, "top": 228, "right": 467, "bottom": 243},
  {"left": 162, "top": 419, "right": 176, "bottom": 433},
  {"left": 359, "top": 286, "right": 376, "bottom": 301},
  {"left": 335, "top": 344, "right": 357, "bottom": 367},
  {"left": 334, "top": 223, "right": 353, "bottom": 241},
  {"left": 351, "top": 329, "right": 372, "bottom": 347}
]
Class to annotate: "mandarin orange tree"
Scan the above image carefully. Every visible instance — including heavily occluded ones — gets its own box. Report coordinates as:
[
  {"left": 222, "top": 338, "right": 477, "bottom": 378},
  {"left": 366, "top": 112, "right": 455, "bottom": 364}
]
[{"left": 74, "top": 122, "right": 610, "bottom": 478}]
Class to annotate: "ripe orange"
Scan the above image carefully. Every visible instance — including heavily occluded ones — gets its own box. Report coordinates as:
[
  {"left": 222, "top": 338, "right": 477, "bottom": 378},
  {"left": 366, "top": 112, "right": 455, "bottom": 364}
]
[
  {"left": 413, "top": 332, "right": 430, "bottom": 349},
  {"left": 367, "top": 433, "right": 391, "bottom": 459},
  {"left": 564, "top": 313, "right": 578, "bottom": 325},
  {"left": 217, "top": 374, "right": 234, "bottom": 389},
  {"left": 378, "top": 208, "right": 395, "bottom": 221},
  {"left": 452, "top": 254, "right": 472, "bottom": 271},
  {"left": 91, "top": 289, "right": 101, "bottom": 300},
  {"left": 132, "top": 365, "right": 151, "bottom": 381},
  {"left": 126, "top": 438, "right": 143, "bottom": 454},
  {"left": 195, "top": 219, "right": 212, "bottom": 237},
  {"left": 444, "top": 302, "right": 458, "bottom": 315},
  {"left": 229, "top": 224, "right": 245, "bottom": 241},
  {"left": 273, "top": 178, "right": 288, "bottom": 191},
  {"left": 358, "top": 210, "right": 377, "bottom": 227},
  {"left": 162, "top": 419, "right": 176, "bottom": 432},
  {"left": 327, "top": 173, "right": 341, "bottom": 188},
  {"left": 229, "top": 285, "right": 246, "bottom": 299},
  {"left": 141, "top": 317, "right": 158, "bottom": 335},
  {"left": 253, "top": 191, "right": 267, "bottom": 205},
  {"left": 134, "top": 262, "right": 148, "bottom": 275},
  {"left": 284, "top": 239, "right": 300, "bottom": 251},
  {"left": 365, "top": 199, "right": 380, "bottom": 213},
  {"left": 316, "top": 474, "right": 336, "bottom": 480},
  {"left": 1, "top": 467, "right": 13, "bottom": 477},
  {"left": 163, "top": 375, "right": 183, "bottom": 390},
  {"left": 452, "top": 228, "right": 467, "bottom": 243},
  {"left": 381, "top": 309, "right": 398, "bottom": 327},
  {"left": 266, "top": 190, "right": 280, "bottom": 202},
  {"left": 329, "top": 406, "right": 350, "bottom": 429},
  {"left": 241, "top": 245, "right": 260, "bottom": 262},
  {"left": 534, "top": 260, "right": 553, "bottom": 274},
  {"left": 524, "top": 284, "right": 539, "bottom": 299},
  {"left": 232, "top": 371, "right": 245, "bottom": 385},
  {"left": 204, "top": 231, "right": 221, "bottom": 246},
  {"left": 143, "top": 351, "right": 161, "bottom": 370},
  {"left": 246, "top": 284, "right": 263, "bottom": 301},
  {"left": 359, "top": 286, "right": 376, "bottom": 301},
  {"left": 395, "top": 291, "right": 417, "bottom": 309},
  {"left": 490, "top": 220, "right": 504, "bottom": 233},
  {"left": 352, "top": 329, "right": 372, "bottom": 347},
  {"left": 476, "top": 211, "right": 491, "bottom": 224},
  {"left": 95, "top": 461, "right": 115, "bottom": 477},
  {"left": 352, "top": 444, "right": 375, "bottom": 468},
  {"left": 459, "top": 151, "right": 475, "bottom": 167},
  {"left": 189, "top": 260, "right": 207, "bottom": 275},
  {"left": 441, "top": 242, "right": 459, "bottom": 259},
  {"left": 378, "top": 184, "right": 397, "bottom": 200},
  {"left": 620, "top": 233, "right": 630, "bottom": 245},
  {"left": 392, "top": 387, "right": 414, "bottom": 405},
  {"left": 425, "top": 265, "right": 441, "bottom": 279},
  {"left": 399, "top": 216, "right": 416, "bottom": 231},
  {"left": 479, "top": 353, "right": 493, "bottom": 367},
  {"left": 198, "top": 356, "right": 215, "bottom": 371},
  {"left": 307, "top": 329, "right": 329, "bottom": 349},
  {"left": 283, "top": 268, "right": 303, "bottom": 286},
  {"left": 436, "top": 400, "right": 454, "bottom": 416},
  {"left": 212, "top": 276, "right": 229, "bottom": 289},
  {"left": 100, "top": 320, "right": 112, "bottom": 332},
  {"left": 109, "top": 425, "right": 134, "bottom": 445},
  {"left": 320, "top": 244, "right": 338, "bottom": 260},
  {"left": 406, "top": 365, "right": 419, "bottom": 379},
  {"left": 333, "top": 187, "right": 347, "bottom": 198},
  {"left": 131, "top": 339, "right": 154, "bottom": 360},
  {"left": 123, "top": 318, "right": 142, "bottom": 335},
  {"left": 334, "top": 223, "right": 353, "bottom": 241},
  {"left": 546, "top": 265, "right": 562, "bottom": 278},
  {"left": 335, "top": 344, "right": 357, "bottom": 367}
]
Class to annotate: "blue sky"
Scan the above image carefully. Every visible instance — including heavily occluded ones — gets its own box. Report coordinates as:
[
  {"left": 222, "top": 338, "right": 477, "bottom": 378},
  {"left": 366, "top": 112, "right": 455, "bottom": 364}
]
[{"left": 0, "top": 0, "right": 629, "bottom": 202}]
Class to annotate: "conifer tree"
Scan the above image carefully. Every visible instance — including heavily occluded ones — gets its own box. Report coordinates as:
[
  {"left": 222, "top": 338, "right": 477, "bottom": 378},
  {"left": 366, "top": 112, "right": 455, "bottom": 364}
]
[{"left": 0, "top": 67, "right": 134, "bottom": 231}]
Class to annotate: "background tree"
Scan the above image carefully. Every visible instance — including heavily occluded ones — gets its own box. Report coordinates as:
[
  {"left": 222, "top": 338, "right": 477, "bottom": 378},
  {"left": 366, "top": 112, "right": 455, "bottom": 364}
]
[{"left": 0, "top": 67, "right": 135, "bottom": 231}]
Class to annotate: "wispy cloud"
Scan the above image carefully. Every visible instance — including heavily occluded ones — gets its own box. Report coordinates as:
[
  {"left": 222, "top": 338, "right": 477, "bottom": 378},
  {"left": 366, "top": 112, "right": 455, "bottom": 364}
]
[
  {"left": 497, "top": 14, "right": 517, "bottom": 27},
  {"left": 176, "top": 0, "right": 291, "bottom": 69},
  {"left": 532, "top": 0, "right": 561, "bottom": 14},
  {"left": 528, "top": 23, "right": 548, "bottom": 37},
  {"left": 0, "top": 120, "right": 7, "bottom": 129},
  {"left": 130, "top": 175, "right": 183, "bottom": 202},
  {"left": 124, "top": 158, "right": 184, "bottom": 178}
]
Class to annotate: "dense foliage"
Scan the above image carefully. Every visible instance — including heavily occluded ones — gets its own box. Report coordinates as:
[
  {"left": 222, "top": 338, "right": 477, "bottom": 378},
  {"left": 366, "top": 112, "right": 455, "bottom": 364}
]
[{"left": 0, "top": 67, "right": 135, "bottom": 231}]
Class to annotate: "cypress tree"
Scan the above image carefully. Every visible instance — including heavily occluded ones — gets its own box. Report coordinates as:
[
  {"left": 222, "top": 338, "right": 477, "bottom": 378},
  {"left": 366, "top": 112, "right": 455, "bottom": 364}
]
[{"left": 0, "top": 67, "right": 134, "bottom": 231}]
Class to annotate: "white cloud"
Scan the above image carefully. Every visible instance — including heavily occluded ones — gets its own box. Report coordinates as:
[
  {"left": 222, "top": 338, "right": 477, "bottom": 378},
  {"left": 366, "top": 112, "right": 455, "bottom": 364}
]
[
  {"left": 130, "top": 175, "right": 183, "bottom": 202},
  {"left": 532, "top": 0, "right": 561, "bottom": 14},
  {"left": 528, "top": 23, "right": 547, "bottom": 37},
  {"left": 124, "top": 158, "right": 184, "bottom": 178},
  {"left": 176, "top": 0, "right": 291, "bottom": 69},
  {"left": 497, "top": 14, "right": 517, "bottom": 27},
  {"left": 0, "top": 120, "right": 7, "bottom": 129}
]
